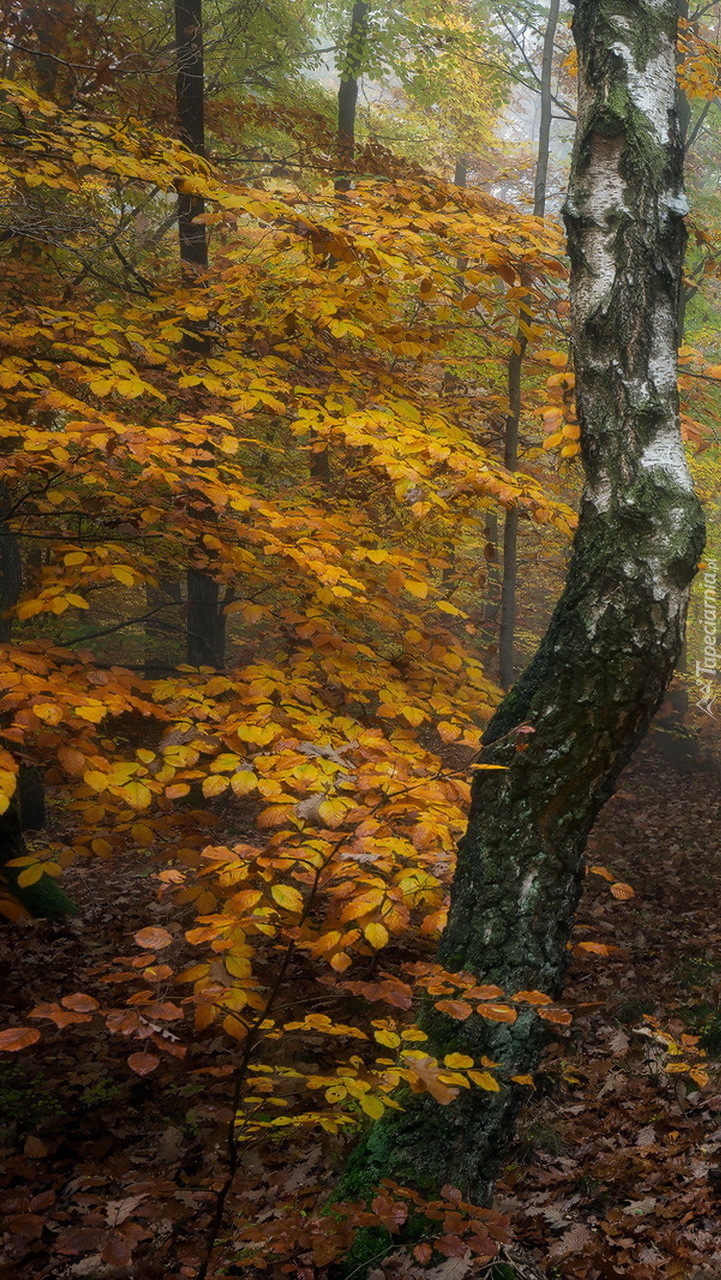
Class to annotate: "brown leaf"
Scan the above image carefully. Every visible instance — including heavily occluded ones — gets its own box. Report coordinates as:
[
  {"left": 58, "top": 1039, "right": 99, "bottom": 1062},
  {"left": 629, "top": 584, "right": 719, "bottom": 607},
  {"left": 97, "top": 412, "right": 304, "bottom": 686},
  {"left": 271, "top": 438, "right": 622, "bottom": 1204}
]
[
  {"left": 23, "top": 1135, "right": 48, "bottom": 1158},
  {"left": 7, "top": 1213, "right": 44, "bottom": 1240},
  {"left": 0, "top": 1025, "right": 41, "bottom": 1051},
  {"left": 128, "top": 1051, "right": 160, "bottom": 1076},
  {"left": 55, "top": 1227, "right": 106, "bottom": 1255},
  {"left": 548, "top": 1224, "right": 592, "bottom": 1260},
  {"left": 133, "top": 925, "right": 173, "bottom": 950},
  {"left": 101, "top": 1232, "right": 134, "bottom": 1267},
  {"left": 61, "top": 992, "right": 100, "bottom": 1012}
]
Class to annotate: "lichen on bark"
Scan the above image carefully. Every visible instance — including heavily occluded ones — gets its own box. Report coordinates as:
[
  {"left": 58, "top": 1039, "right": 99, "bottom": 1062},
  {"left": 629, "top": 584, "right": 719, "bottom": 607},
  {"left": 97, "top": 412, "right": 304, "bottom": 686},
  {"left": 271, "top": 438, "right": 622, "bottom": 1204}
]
[{"left": 338, "top": 0, "right": 705, "bottom": 1231}]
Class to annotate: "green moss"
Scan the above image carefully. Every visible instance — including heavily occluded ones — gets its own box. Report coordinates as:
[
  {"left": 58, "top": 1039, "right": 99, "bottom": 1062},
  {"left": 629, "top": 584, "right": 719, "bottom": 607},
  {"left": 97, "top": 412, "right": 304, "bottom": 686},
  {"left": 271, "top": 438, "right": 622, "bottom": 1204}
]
[{"left": 0, "top": 867, "right": 77, "bottom": 918}]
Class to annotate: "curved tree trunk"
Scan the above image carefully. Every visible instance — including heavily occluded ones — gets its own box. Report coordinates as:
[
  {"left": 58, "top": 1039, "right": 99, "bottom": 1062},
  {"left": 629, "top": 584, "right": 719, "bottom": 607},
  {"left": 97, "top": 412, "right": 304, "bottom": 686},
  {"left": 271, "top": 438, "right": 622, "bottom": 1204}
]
[{"left": 342, "top": 0, "right": 704, "bottom": 1211}]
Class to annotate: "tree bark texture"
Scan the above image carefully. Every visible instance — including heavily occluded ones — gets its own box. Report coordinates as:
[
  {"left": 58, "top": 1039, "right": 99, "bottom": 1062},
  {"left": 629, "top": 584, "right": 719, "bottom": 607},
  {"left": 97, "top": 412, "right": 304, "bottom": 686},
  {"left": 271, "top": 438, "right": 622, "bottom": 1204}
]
[
  {"left": 174, "top": 0, "right": 223, "bottom": 664},
  {"left": 534, "top": 0, "right": 561, "bottom": 219},
  {"left": 187, "top": 566, "right": 225, "bottom": 668},
  {"left": 175, "top": 0, "right": 208, "bottom": 277},
  {"left": 342, "top": 0, "right": 704, "bottom": 1210},
  {"left": 336, "top": 1, "right": 368, "bottom": 193}
]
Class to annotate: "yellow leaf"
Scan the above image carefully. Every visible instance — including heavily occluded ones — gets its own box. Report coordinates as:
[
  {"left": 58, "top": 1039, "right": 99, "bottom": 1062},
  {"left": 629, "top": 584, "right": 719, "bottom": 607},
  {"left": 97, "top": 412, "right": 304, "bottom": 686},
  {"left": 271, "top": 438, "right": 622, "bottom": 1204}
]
[
  {"left": 405, "top": 579, "right": 428, "bottom": 599},
  {"left": 271, "top": 884, "right": 304, "bottom": 913},
  {"left": 341, "top": 888, "right": 385, "bottom": 921},
  {"left": 75, "top": 704, "right": 105, "bottom": 723},
  {"left": 359, "top": 1095, "right": 385, "bottom": 1120},
  {"left": 111, "top": 565, "right": 135, "bottom": 586},
  {"left": 122, "top": 780, "right": 152, "bottom": 811},
  {"left": 363, "top": 921, "right": 389, "bottom": 950},
  {"left": 373, "top": 1027, "right": 400, "bottom": 1048},
  {"left": 317, "top": 798, "right": 348, "bottom": 828},
  {"left": 444, "top": 1053, "right": 474, "bottom": 1069},
  {"left": 202, "top": 775, "right": 229, "bottom": 799},
  {"left": 511, "top": 1074, "right": 535, "bottom": 1087},
  {"left": 17, "top": 865, "right": 43, "bottom": 887},
  {"left": 84, "top": 770, "right": 109, "bottom": 792},
  {"left": 400, "top": 705, "right": 425, "bottom": 727},
  {"left": 468, "top": 1070, "right": 500, "bottom": 1091},
  {"left": 231, "top": 770, "right": 257, "bottom": 796}
]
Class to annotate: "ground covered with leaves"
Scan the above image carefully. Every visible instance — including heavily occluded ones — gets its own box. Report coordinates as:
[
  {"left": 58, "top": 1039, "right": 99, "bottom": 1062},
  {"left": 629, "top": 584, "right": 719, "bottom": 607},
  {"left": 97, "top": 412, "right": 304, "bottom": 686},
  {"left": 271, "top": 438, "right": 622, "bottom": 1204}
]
[{"left": 2, "top": 733, "right": 721, "bottom": 1279}]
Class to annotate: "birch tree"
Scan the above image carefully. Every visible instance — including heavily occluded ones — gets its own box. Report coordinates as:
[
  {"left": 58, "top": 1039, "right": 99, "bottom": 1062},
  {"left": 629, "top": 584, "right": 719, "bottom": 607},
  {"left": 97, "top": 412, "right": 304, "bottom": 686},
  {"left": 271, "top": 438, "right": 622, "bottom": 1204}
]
[{"left": 342, "top": 0, "right": 705, "bottom": 1214}]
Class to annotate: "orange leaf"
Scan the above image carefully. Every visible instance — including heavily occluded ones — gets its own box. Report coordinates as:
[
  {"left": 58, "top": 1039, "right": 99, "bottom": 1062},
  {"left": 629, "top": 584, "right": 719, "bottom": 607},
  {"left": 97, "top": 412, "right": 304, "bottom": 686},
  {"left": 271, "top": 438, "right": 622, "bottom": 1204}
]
[
  {"left": 511, "top": 990, "right": 552, "bottom": 1005},
  {"left": 134, "top": 926, "right": 173, "bottom": 950},
  {"left": 536, "top": 1006, "right": 572, "bottom": 1026},
  {"left": 435, "top": 999, "right": 473, "bottom": 1021},
  {"left": 0, "top": 1026, "right": 41, "bottom": 1051},
  {"left": 61, "top": 993, "right": 100, "bottom": 1012},
  {"left": 572, "top": 941, "right": 622, "bottom": 957},
  {"left": 589, "top": 864, "right": 614, "bottom": 882},
  {"left": 476, "top": 1003, "right": 517, "bottom": 1023},
  {"left": 610, "top": 882, "right": 634, "bottom": 900}
]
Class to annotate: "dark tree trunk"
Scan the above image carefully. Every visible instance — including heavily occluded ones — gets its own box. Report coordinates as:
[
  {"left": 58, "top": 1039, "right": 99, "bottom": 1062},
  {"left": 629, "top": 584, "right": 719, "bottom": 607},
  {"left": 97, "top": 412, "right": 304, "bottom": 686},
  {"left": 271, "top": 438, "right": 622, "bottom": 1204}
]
[
  {"left": 0, "top": 527, "right": 21, "bottom": 644},
  {"left": 336, "top": 1, "right": 368, "bottom": 194},
  {"left": 174, "top": 0, "right": 223, "bottom": 665},
  {"left": 187, "top": 567, "right": 225, "bottom": 668},
  {"left": 341, "top": 0, "right": 703, "bottom": 1214},
  {"left": 175, "top": 0, "right": 208, "bottom": 282}
]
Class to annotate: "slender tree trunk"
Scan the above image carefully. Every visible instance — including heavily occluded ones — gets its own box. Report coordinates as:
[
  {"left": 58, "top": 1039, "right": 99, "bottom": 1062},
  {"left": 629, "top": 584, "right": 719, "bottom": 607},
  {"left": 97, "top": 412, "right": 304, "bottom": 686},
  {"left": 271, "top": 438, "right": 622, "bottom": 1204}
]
[
  {"left": 175, "top": 0, "right": 208, "bottom": 284},
  {"left": 0, "top": 524, "right": 21, "bottom": 644},
  {"left": 342, "top": 0, "right": 703, "bottom": 1215},
  {"left": 453, "top": 156, "right": 468, "bottom": 188},
  {"left": 498, "top": 0, "right": 562, "bottom": 690},
  {"left": 336, "top": 1, "right": 368, "bottom": 194},
  {"left": 533, "top": 0, "right": 561, "bottom": 219},
  {"left": 174, "top": 0, "right": 223, "bottom": 667},
  {"left": 308, "top": 2, "right": 370, "bottom": 485},
  {"left": 451, "top": 157, "right": 499, "bottom": 638}
]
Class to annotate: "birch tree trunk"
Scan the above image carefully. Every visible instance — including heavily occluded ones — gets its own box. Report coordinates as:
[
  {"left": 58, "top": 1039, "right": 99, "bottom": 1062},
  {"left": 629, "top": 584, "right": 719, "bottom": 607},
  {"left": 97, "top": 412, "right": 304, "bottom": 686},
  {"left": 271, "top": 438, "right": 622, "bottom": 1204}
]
[{"left": 342, "top": 0, "right": 704, "bottom": 1212}]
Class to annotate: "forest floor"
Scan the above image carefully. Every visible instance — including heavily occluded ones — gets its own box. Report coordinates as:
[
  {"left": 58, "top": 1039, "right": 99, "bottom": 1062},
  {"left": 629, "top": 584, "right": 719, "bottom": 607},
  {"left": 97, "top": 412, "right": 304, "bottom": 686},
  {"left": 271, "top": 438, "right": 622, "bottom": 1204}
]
[{"left": 3, "top": 729, "right": 721, "bottom": 1279}]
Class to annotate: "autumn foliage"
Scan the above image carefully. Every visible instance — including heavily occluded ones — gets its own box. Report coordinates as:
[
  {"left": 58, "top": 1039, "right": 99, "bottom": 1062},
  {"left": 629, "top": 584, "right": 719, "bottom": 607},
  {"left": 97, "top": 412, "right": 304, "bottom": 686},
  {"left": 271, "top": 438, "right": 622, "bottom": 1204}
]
[{"left": 2, "top": 1, "right": 720, "bottom": 1274}]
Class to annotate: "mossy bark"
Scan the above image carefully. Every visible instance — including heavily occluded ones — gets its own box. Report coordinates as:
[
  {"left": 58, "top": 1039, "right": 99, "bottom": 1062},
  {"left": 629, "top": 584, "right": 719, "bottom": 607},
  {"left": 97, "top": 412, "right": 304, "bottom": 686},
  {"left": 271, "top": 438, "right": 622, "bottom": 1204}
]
[
  {"left": 0, "top": 799, "right": 76, "bottom": 918},
  {"left": 341, "top": 0, "right": 704, "bottom": 1212}
]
